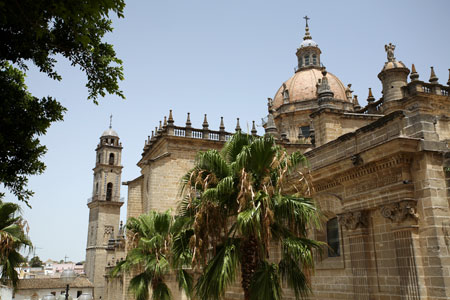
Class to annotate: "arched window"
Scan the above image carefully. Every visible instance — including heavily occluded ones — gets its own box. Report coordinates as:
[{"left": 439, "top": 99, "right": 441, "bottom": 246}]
[
  {"left": 304, "top": 55, "right": 310, "bottom": 66},
  {"left": 106, "top": 183, "right": 113, "bottom": 201},
  {"left": 96, "top": 182, "right": 99, "bottom": 194},
  {"left": 109, "top": 153, "right": 115, "bottom": 165},
  {"left": 326, "top": 217, "right": 340, "bottom": 257},
  {"left": 312, "top": 54, "right": 317, "bottom": 65},
  {"left": 97, "top": 153, "right": 102, "bottom": 164}
]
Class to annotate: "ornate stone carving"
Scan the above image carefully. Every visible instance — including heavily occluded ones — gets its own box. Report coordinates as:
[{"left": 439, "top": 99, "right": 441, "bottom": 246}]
[
  {"left": 442, "top": 221, "right": 450, "bottom": 250},
  {"left": 350, "top": 154, "right": 363, "bottom": 166},
  {"left": 380, "top": 200, "right": 419, "bottom": 224},
  {"left": 104, "top": 225, "right": 114, "bottom": 237},
  {"left": 338, "top": 210, "right": 369, "bottom": 230},
  {"left": 385, "top": 43, "right": 396, "bottom": 62}
]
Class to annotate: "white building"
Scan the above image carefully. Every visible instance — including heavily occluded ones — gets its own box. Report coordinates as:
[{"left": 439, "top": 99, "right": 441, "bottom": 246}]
[{"left": 13, "top": 276, "right": 93, "bottom": 300}]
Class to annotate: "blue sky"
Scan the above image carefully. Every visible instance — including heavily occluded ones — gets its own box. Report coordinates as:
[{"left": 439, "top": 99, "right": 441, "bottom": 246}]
[{"left": 5, "top": 0, "right": 450, "bottom": 262}]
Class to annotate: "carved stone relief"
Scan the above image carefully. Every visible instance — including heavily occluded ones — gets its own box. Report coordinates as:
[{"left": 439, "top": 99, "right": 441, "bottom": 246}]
[
  {"left": 380, "top": 200, "right": 419, "bottom": 224},
  {"left": 104, "top": 225, "right": 114, "bottom": 243},
  {"left": 442, "top": 221, "right": 450, "bottom": 250},
  {"left": 338, "top": 210, "right": 369, "bottom": 230}
]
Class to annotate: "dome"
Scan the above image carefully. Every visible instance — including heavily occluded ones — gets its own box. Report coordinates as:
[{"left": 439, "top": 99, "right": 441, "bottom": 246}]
[
  {"left": 380, "top": 60, "right": 408, "bottom": 72},
  {"left": 272, "top": 68, "right": 348, "bottom": 110},
  {"left": 300, "top": 39, "right": 318, "bottom": 48},
  {"left": 102, "top": 128, "right": 119, "bottom": 137}
]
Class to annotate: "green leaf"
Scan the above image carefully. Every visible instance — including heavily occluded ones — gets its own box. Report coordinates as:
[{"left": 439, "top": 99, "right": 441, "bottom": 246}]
[{"left": 249, "top": 261, "right": 282, "bottom": 300}]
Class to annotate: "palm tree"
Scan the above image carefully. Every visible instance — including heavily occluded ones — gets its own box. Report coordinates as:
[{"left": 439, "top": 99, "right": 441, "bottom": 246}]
[
  {"left": 0, "top": 200, "right": 32, "bottom": 288},
  {"left": 179, "top": 132, "right": 322, "bottom": 300},
  {"left": 111, "top": 210, "right": 192, "bottom": 300}
]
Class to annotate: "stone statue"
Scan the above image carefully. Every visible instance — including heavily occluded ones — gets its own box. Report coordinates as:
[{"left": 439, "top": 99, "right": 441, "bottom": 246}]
[
  {"left": 345, "top": 83, "right": 353, "bottom": 100},
  {"left": 385, "top": 43, "right": 396, "bottom": 62}
]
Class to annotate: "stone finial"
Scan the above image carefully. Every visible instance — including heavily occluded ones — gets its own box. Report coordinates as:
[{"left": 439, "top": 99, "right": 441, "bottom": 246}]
[
  {"left": 168, "top": 109, "right": 174, "bottom": 124},
  {"left": 202, "top": 114, "right": 209, "bottom": 129},
  {"left": 186, "top": 112, "right": 192, "bottom": 127},
  {"left": 265, "top": 111, "right": 278, "bottom": 138},
  {"left": 385, "top": 43, "right": 396, "bottom": 62},
  {"left": 151, "top": 130, "right": 155, "bottom": 140},
  {"left": 219, "top": 116, "right": 225, "bottom": 131},
  {"left": 317, "top": 68, "right": 334, "bottom": 98},
  {"left": 353, "top": 95, "right": 361, "bottom": 110},
  {"left": 367, "top": 88, "right": 375, "bottom": 103},
  {"left": 163, "top": 116, "right": 167, "bottom": 128},
  {"left": 267, "top": 97, "right": 273, "bottom": 109},
  {"left": 155, "top": 126, "right": 159, "bottom": 136},
  {"left": 118, "top": 220, "right": 124, "bottom": 236},
  {"left": 448, "top": 69, "right": 450, "bottom": 86},
  {"left": 303, "top": 15, "right": 312, "bottom": 40},
  {"left": 429, "top": 66, "right": 439, "bottom": 84},
  {"left": 410, "top": 64, "right": 419, "bottom": 81},
  {"left": 158, "top": 121, "right": 162, "bottom": 134},
  {"left": 251, "top": 121, "right": 257, "bottom": 136},
  {"left": 235, "top": 118, "right": 241, "bottom": 132},
  {"left": 281, "top": 129, "right": 289, "bottom": 142}
]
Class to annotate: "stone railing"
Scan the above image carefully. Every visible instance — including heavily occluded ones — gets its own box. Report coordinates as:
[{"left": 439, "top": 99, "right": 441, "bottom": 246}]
[
  {"left": 355, "top": 98, "right": 383, "bottom": 115},
  {"left": 405, "top": 80, "right": 450, "bottom": 97},
  {"left": 87, "top": 195, "right": 124, "bottom": 204},
  {"left": 143, "top": 111, "right": 242, "bottom": 154}
]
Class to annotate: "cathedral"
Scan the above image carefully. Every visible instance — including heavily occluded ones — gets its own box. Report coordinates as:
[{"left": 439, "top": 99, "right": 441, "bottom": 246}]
[{"left": 85, "top": 19, "right": 450, "bottom": 300}]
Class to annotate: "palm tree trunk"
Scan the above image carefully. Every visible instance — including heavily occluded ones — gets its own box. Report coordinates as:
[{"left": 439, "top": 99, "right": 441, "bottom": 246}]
[{"left": 241, "top": 235, "right": 258, "bottom": 300}]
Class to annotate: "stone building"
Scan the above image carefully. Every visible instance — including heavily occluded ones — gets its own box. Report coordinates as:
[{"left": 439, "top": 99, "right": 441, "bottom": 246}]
[
  {"left": 13, "top": 276, "right": 93, "bottom": 300},
  {"left": 85, "top": 20, "right": 450, "bottom": 300}
]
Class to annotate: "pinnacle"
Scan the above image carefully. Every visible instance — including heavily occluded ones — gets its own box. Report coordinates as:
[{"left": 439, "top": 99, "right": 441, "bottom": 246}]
[
  {"left": 367, "top": 88, "right": 375, "bottom": 102},
  {"left": 235, "top": 118, "right": 241, "bottom": 132},
  {"left": 186, "top": 112, "right": 192, "bottom": 127},
  {"left": 202, "top": 114, "right": 209, "bottom": 128},
  {"left": 410, "top": 64, "right": 419, "bottom": 81},
  {"left": 251, "top": 121, "right": 257, "bottom": 136},
  {"left": 220, "top": 116, "right": 225, "bottom": 131},
  {"left": 429, "top": 66, "right": 438, "bottom": 84}
]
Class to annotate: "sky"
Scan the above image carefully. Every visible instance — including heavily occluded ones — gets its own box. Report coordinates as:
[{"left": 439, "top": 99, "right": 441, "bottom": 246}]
[{"left": 3, "top": 0, "right": 450, "bottom": 262}]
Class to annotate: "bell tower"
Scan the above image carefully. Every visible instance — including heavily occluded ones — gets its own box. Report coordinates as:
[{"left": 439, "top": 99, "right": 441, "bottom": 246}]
[{"left": 85, "top": 117, "right": 123, "bottom": 300}]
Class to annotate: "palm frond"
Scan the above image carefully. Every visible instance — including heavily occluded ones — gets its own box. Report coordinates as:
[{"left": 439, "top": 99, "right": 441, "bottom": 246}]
[
  {"left": 278, "top": 255, "right": 310, "bottom": 299},
  {"left": 272, "top": 195, "right": 320, "bottom": 236},
  {"left": 129, "top": 272, "right": 152, "bottom": 300},
  {"left": 176, "top": 269, "right": 193, "bottom": 299},
  {"left": 195, "top": 150, "right": 231, "bottom": 179},
  {"left": 236, "top": 204, "right": 261, "bottom": 237},
  {"left": 195, "top": 239, "right": 240, "bottom": 300},
  {"left": 172, "top": 228, "right": 193, "bottom": 268},
  {"left": 249, "top": 260, "right": 282, "bottom": 300},
  {"left": 221, "top": 131, "right": 252, "bottom": 163},
  {"left": 152, "top": 281, "right": 172, "bottom": 300}
]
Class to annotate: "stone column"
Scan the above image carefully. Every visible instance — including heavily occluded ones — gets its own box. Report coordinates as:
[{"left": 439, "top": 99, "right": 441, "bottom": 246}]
[
  {"left": 338, "top": 210, "right": 374, "bottom": 300},
  {"left": 411, "top": 151, "right": 450, "bottom": 299},
  {"left": 380, "top": 200, "right": 421, "bottom": 300}
]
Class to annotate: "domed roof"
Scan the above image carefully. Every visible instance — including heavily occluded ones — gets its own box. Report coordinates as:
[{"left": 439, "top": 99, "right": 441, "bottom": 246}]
[
  {"left": 380, "top": 60, "right": 408, "bottom": 72},
  {"left": 300, "top": 39, "right": 318, "bottom": 48},
  {"left": 272, "top": 68, "right": 348, "bottom": 110},
  {"left": 102, "top": 128, "right": 119, "bottom": 137}
]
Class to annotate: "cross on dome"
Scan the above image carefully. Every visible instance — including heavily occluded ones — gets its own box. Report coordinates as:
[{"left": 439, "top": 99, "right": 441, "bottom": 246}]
[
  {"left": 303, "top": 16, "right": 312, "bottom": 41},
  {"left": 303, "top": 15, "right": 310, "bottom": 27}
]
